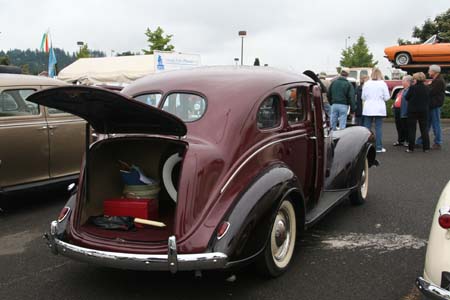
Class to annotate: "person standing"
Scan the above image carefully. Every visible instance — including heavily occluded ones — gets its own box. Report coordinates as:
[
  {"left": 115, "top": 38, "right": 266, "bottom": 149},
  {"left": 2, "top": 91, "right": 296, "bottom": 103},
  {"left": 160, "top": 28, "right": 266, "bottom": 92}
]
[
  {"left": 427, "top": 65, "right": 446, "bottom": 149},
  {"left": 405, "top": 72, "right": 430, "bottom": 153},
  {"left": 355, "top": 75, "right": 369, "bottom": 126},
  {"left": 328, "top": 68, "right": 355, "bottom": 130},
  {"left": 362, "top": 68, "right": 390, "bottom": 153},
  {"left": 393, "top": 75, "right": 412, "bottom": 146}
]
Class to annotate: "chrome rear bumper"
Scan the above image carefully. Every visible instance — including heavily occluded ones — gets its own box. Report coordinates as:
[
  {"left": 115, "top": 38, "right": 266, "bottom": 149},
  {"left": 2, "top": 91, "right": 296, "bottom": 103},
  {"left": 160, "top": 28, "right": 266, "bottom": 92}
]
[
  {"left": 44, "top": 221, "right": 228, "bottom": 273},
  {"left": 416, "top": 276, "right": 450, "bottom": 300}
]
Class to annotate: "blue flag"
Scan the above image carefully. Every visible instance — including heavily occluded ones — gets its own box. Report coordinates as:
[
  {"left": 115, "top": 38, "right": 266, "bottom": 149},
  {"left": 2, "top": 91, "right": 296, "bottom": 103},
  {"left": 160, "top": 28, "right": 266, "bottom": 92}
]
[{"left": 48, "top": 45, "right": 57, "bottom": 77}]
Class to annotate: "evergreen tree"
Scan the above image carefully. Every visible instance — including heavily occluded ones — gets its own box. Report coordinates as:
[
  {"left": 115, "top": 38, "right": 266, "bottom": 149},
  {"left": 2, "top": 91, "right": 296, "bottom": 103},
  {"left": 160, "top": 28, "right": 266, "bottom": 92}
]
[
  {"left": 77, "top": 44, "right": 91, "bottom": 58},
  {"left": 142, "top": 26, "right": 175, "bottom": 54},
  {"left": 117, "top": 51, "right": 139, "bottom": 56},
  {"left": 0, "top": 56, "right": 9, "bottom": 65},
  {"left": 340, "top": 36, "right": 377, "bottom": 68}
]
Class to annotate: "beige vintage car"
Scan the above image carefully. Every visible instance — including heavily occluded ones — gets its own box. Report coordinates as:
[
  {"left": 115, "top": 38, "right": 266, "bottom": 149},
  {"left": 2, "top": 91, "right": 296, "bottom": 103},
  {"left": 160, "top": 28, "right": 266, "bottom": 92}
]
[
  {"left": 416, "top": 180, "right": 450, "bottom": 299},
  {"left": 0, "top": 74, "right": 85, "bottom": 195}
]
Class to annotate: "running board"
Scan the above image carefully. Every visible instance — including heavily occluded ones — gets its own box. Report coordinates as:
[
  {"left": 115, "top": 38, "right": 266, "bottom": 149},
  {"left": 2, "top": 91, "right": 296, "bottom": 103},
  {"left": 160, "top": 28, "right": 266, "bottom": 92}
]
[{"left": 305, "top": 190, "right": 351, "bottom": 227}]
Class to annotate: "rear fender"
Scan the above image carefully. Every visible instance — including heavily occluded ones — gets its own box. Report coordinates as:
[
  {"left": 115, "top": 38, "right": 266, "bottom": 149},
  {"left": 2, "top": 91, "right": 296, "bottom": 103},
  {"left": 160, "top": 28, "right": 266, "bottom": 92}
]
[
  {"left": 210, "top": 164, "right": 305, "bottom": 262},
  {"left": 325, "top": 127, "right": 375, "bottom": 190}
]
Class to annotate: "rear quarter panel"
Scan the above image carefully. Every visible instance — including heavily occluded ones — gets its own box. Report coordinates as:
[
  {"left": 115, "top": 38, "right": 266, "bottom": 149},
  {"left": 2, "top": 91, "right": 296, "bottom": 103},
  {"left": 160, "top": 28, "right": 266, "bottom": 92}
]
[{"left": 424, "top": 180, "right": 450, "bottom": 286}]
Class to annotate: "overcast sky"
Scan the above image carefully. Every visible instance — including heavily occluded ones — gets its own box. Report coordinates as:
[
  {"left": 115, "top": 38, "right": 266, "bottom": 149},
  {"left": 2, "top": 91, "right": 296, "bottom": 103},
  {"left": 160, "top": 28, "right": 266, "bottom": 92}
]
[{"left": 1, "top": 0, "right": 449, "bottom": 75}]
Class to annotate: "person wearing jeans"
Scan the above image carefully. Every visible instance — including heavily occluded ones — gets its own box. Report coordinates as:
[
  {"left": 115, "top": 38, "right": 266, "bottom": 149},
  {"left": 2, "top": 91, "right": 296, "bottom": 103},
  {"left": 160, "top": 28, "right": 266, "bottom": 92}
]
[
  {"left": 426, "top": 65, "right": 445, "bottom": 149},
  {"left": 416, "top": 64, "right": 445, "bottom": 149},
  {"left": 363, "top": 116, "right": 384, "bottom": 150},
  {"left": 328, "top": 68, "right": 355, "bottom": 130},
  {"left": 362, "top": 68, "right": 390, "bottom": 152},
  {"left": 331, "top": 104, "right": 349, "bottom": 130}
]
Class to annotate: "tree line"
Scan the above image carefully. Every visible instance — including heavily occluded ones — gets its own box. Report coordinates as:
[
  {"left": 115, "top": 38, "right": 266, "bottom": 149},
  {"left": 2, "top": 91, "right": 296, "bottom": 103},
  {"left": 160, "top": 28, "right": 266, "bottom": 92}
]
[
  {"left": 0, "top": 26, "right": 174, "bottom": 75},
  {"left": 0, "top": 48, "right": 106, "bottom": 75}
]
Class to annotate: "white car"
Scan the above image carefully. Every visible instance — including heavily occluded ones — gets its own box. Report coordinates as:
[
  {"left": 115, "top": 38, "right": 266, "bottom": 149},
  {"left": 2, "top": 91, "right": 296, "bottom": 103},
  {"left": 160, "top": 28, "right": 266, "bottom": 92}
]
[{"left": 416, "top": 180, "right": 450, "bottom": 299}]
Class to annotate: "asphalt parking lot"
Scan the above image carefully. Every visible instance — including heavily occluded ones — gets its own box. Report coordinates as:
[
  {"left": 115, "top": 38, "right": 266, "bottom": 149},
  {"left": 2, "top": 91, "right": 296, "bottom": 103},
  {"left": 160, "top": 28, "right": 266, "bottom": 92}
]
[{"left": 1, "top": 122, "right": 450, "bottom": 300}]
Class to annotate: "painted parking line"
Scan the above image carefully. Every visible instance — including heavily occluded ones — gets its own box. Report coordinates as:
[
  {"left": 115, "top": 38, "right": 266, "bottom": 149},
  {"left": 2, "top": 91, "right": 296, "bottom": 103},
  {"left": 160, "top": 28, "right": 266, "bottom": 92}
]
[{"left": 302, "top": 231, "right": 426, "bottom": 253}]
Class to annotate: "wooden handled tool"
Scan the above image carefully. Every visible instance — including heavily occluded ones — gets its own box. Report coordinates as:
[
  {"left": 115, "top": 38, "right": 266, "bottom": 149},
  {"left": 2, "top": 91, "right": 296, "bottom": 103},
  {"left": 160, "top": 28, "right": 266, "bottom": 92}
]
[{"left": 134, "top": 217, "right": 166, "bottom": 228}]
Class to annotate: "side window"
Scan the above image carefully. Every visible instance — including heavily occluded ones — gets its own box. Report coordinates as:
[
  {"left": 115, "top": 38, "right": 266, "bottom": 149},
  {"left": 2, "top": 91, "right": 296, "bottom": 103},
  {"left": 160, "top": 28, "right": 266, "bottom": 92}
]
[
  {"left": 360, "top": 70, "right": 368, "bottom": 77},
  {"left": 257, "top": 95, "right": 280, "bottom": 129},
  {"left": 284, "top": 87, "right": 305, "bottom": 125},
  {"left": 161, "top": 93, "right": 206, "bottom": 122},
  {"left": 0, "top": 89, "right": 38, "bottom": 117},
  {"left": 134, "top": 93, "right": 162, "bottom": 107}
]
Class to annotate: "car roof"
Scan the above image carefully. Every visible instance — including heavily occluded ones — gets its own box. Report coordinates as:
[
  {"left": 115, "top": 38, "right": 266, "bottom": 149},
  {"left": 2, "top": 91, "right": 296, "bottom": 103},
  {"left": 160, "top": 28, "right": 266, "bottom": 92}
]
[
  {"left": 122, "top": 66, "right": 314, "bottom": 102},
  {"left": 0, "top": 74, "right": 68, "bottom": 87}
]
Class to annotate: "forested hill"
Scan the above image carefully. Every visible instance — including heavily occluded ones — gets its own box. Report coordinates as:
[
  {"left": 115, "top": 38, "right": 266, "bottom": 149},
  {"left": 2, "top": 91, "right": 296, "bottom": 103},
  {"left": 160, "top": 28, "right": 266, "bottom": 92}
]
[{"left": 0, "top": 48, "right": 106, "bottom": 75}]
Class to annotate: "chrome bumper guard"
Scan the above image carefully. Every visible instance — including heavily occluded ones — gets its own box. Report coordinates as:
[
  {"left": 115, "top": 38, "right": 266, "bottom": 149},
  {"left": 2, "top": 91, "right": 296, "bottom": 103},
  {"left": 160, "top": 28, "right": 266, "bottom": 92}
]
[
  {"left": 416, "top": 276, "right": 450, "bottom": 300},
  {"left": 44, "top": 221, "right": 228, "bottom": 273}
]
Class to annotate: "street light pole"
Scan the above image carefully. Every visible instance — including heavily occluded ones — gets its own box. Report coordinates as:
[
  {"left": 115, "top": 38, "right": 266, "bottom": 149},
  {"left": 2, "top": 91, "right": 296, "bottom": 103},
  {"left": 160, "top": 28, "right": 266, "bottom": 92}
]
[
  {"left": 238, "top": 31, "right": 247, "bottom": 66},
  {"left": 345, "top": 36, "right": 351, "bottom": 49}
]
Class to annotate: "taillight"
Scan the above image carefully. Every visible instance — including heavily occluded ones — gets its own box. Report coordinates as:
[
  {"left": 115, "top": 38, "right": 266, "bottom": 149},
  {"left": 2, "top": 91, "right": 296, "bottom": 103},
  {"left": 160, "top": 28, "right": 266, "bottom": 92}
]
[
  {"left": 439, "top": 207, "right": 450, "bottom": 229},
  {"left": 57, "top": 207, "right": 71, "bottom": 223},
  {"left": 217, "top": 221, "right": 230, "bottom": 240}
]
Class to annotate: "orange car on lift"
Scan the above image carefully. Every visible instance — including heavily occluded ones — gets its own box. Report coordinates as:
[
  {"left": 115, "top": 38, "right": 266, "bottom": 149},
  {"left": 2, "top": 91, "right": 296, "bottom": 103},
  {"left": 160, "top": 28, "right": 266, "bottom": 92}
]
[{"left": 384, "top": 35, "right": 450, "bottom": 66}]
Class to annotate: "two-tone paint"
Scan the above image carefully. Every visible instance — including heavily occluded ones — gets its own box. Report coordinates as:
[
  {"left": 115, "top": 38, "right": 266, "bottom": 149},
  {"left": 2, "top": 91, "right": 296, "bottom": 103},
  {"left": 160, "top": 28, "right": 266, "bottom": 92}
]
[{"left": 31, "top": 66, "right": 377, "bottom": 272}]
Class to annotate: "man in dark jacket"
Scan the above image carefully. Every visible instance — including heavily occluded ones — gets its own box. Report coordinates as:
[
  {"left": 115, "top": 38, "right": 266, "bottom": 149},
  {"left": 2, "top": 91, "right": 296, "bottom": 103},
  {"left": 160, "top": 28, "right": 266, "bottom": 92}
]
[
  {"left": 427, "top": 65, "right": 446, "bottom": 149},
  {"left": 328, "top": 68, "right": 355, "bottom": 130}
]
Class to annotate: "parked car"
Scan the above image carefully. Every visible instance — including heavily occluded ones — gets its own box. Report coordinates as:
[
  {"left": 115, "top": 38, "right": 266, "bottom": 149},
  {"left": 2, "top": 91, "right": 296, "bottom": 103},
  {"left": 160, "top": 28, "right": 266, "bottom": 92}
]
[
  {"left": 0, "top": 74, "right": 85, "bottom": 196},
  {"left": 348, "top": 67, "right": 372, "bottom": 83},
  {"left": 416, "top": 180, "right": 450, "bottom": 299},
  {"left": 31, "top": 67, "right": 378, "bottom": 277},
  {"left": 384, "top": 35, "right": 450, "bottom": 66}
]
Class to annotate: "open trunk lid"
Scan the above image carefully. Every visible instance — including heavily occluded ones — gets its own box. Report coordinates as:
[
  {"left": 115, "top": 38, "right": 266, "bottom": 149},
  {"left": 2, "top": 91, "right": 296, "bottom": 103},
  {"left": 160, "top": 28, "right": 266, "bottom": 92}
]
[{"left": 27, "top": 85, "right": 187, "bottom": 136}]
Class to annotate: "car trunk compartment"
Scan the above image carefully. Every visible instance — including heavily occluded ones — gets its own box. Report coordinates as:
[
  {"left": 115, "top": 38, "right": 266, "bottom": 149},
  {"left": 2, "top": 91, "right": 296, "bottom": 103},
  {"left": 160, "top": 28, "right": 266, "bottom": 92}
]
[{"left": 77, "top": 137, "right": 186, "bottom": 243}]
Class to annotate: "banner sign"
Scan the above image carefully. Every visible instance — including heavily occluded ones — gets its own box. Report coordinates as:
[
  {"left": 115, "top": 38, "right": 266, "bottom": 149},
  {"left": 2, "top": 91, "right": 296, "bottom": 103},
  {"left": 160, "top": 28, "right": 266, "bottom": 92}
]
[{"left": 154, "top": 51, "right": 201, "bottom": 72}]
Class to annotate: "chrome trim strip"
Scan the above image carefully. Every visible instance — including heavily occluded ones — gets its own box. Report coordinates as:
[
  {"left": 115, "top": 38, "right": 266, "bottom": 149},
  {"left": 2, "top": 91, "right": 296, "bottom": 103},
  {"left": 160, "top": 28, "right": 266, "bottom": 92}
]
[
  {"left": 416, "top": 276, "right": 450, "bottom": 300},
  {"left": 45, "top": 227, "right": 228, "bottom": 272},
  {"left": 46, "top": 119, "right": 85, "bottom": 124},
  {"left": 220, "top": 134, "right": 307, "bottom": 194},
  {"left": 0, "top": 121, "right": 47, "bottom": 128}
]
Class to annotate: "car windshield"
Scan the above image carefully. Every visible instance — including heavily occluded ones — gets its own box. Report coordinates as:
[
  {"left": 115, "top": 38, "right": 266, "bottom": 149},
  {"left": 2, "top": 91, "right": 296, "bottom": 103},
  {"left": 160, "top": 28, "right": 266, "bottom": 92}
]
[
  {"left": 348, "top": 71, "right": 357, "bottom": 79},
  {"left": 134, "top": 93, "right": 162, "bottom": 107},
  {"left": 423, "top": 35, "right": 436, "bottom": 45},
  {"left": 161, "top": 93, "right": 206, "bottom": 122}
]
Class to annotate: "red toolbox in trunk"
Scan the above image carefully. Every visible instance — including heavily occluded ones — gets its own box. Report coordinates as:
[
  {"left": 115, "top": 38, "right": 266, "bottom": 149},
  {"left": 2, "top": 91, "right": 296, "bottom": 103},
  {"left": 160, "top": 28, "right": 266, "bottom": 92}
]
[{"left": 103, "top": 198, "right": 158, "bottom": 227}]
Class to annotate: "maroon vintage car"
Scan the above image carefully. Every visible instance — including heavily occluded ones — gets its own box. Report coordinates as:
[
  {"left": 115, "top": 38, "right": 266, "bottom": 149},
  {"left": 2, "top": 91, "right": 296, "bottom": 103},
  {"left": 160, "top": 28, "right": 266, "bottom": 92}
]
[{"left": 30, "top": 66, "right": 378, "bottom": 277}]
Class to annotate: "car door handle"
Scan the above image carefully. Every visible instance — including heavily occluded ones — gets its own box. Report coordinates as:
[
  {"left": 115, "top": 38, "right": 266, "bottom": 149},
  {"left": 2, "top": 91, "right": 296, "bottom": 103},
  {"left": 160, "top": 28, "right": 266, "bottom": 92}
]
[
  {"left": 48, "top": 125, "right": 56, "bottom": 129},
  {"left": 37, "top": 126, "right": 48, "bottom": 130},
  {"left": 309, "top": 136, "right": 317, "bottom": 140}
]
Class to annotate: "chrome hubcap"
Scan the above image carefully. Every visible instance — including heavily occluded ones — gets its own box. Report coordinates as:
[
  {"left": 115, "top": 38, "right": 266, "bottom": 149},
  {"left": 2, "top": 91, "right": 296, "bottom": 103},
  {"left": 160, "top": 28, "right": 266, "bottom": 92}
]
[
  {"left": 360, "top": 160, "right": 369, "bottom": 198},
  {"left": 275, "top": 219, "right": 287, "bottom": 247},
  {"left": 272, "top": 208, "right": 291, "bottom": 262},
  {"left": 397, "top": 55, "right": 408, "bottom": 65}
]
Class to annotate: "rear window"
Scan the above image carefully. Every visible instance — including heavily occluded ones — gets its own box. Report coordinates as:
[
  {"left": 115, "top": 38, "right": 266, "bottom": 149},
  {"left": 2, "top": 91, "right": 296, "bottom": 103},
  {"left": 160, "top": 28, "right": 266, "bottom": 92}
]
[
  {"left": 134, "top": 93, "right": 162, "bottom": 107},
  {"left": 161, "top": 93, "right": 206, "bottom": 122}
]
